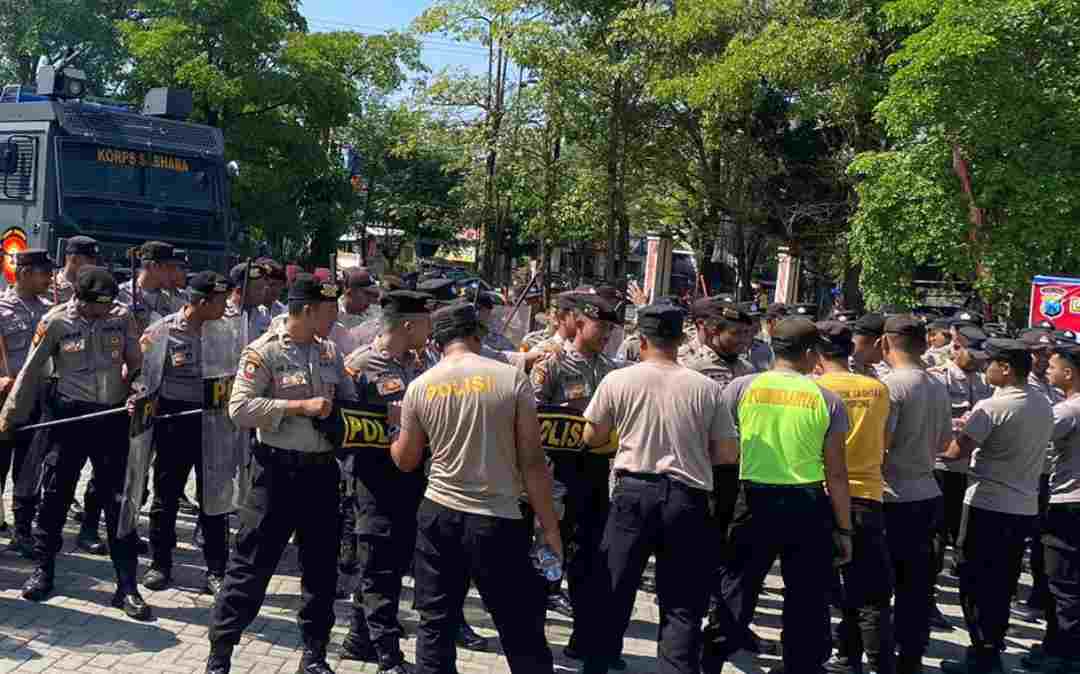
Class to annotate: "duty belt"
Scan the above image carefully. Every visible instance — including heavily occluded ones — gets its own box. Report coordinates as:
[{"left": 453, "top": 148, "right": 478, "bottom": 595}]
[{"left": 252, "top": 442, "right": 337, "bottom": 467}]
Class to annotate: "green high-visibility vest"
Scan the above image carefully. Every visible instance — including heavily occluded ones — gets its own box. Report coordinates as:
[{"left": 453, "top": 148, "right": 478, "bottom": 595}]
[{"left": 737, "top": 371, "right": 829, "bottom": 484}]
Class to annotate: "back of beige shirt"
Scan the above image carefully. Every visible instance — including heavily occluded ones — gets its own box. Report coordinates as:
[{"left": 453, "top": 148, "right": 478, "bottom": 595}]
[
  {"left": 401, "top": 352, "right": 536, "bottom": 519},
  {"left": 583, "top": 361, "right": 736, "bottom": 491}
]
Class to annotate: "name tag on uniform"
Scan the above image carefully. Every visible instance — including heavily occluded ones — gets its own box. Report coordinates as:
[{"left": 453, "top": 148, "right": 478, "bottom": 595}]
[
  {"left": 376, "top": 376, "right": 404, "bottom": 397},
  {"left": 61, "top": 337, "right": 85, "bottom": 353},
  {"left": 280, "top": 372, "right": 309, "bottom": 388}
]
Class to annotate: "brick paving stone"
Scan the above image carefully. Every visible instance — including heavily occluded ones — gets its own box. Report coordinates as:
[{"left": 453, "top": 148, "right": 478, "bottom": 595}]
[{"left": 0, "top": 464, "right": 1047, "bottom": 673}]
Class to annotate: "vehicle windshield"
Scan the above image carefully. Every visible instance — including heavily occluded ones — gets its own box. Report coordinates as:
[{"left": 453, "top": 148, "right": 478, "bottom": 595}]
[{"left": 59, "top": 141, "right": 219, "bottom": 211}]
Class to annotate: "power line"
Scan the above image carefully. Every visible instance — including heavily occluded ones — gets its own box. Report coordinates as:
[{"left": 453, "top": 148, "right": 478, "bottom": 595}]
[
  {"left": 307, "top": 16, "right": 489, "bottom": 54},
  {"left": 307, "top": 23, "right": 490, "bottom": 61}
]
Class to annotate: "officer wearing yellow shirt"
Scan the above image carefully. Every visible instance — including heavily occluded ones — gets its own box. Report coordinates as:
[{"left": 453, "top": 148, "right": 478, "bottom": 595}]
[
  {"left": 709, "top": 318, "right": 853, "bottom": 674},
  {"left": 816, "top": 321, "right": 895, "bottom": 674}
]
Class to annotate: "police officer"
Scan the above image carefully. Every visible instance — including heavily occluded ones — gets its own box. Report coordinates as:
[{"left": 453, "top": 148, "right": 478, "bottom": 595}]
[
  {"left": 118, "top": 241, "right": 185, "bottom": 324},
  {"left": 928, "top": 324, "right": 993, "bottom": 628},
  {"left": 879, "top": 317, "right": 953, "bottom": 674},
  {"left": 0, "top": 250, "right": 54, "bottom": 557},
  {"left": 816, "top": 320, "right": 895, "bottom": 674},
  {"left": 749, "top": 303, "right": 787, "bottom": 372},
  {"left": 0, "top": 267, "right": 147, "bottom": 618},
  {"left": 139, "top": 272, "right": 234, "bottom": 596},
  {"left": 530, "top": 292, "right": 580, "bottom": 355},
  {"left": 851, "top": 313, "right": 885, "bottom": 378},
  {"left": 339, "top": 268, "right": 381, "bottom": 330},
  {"left": 340, "top": 291, "right": 432, "bottom": 673},
  {"left": 391, "top": 301, "right": 560, "bottom": 674},
  {"left": 678, "top": 297, "right": 754, "bottom": 644},
  {"left": 226, "top": 261, "right": 271, "bottom": 345},
  {"left": 579, "top": 302, "right": 738, "bottom": 674},
  {"left": 1031, "top": 344, "right": 1080, "bottom": 673},
  {"left": 473, "top": 290, "right": 517, "bottom": 352},
  {"left": 939, "top": 339, "right": 1053, "bottom": 674},
  {"left": 923, "top": 319, "right": 954, "bottom": 368},
  {"left": 207, "top": 273, "right": 353, "bottom": 674},
  {"left": 710, "top": 318, "right": 853, "bottom": 674},
  {"left": 530, "top": 293, "right": 623, "bottom": 657},
  {"left": 258, "top": 258, "right": 288, "bottom": 318},
  {"left": 52, "top": 235, "right": 99, "bottom": 304}
]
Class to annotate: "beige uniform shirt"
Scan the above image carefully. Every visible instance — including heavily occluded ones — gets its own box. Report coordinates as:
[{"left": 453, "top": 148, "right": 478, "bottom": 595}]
[
  {"left": 0, "top": 288, "right": 52, "bottom": 375},
  {"left": 228, "top": 322, "right": 354, "bottom": 453},
  {"left": 0, "top": 300, "right": 141, "bottom": 427},
  {"left": 531, "top": 343, "right": 621, "bottom": 412},
  {"left": 678, "top": 336, "right": 754, "bottom": 389}
]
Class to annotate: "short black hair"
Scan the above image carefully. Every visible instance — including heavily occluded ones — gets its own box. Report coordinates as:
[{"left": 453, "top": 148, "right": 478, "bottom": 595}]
[
  {"left": 433, "top": 324, "right": 482, "bottom": 348},
  {"left": 641, "top": 333, "right": 681, "bottom": 351},
  {"left": 288, "top": 300, "right": 317, "bottom": 316},
  {"left": 992, "top": 354, "right": 1031, "bottom": 380},
  {"left": 886, "top": 332, "right": 927, "bottom": 355},
  {"left": 773, "top": 343, "right": 811, "bottom": 362}
]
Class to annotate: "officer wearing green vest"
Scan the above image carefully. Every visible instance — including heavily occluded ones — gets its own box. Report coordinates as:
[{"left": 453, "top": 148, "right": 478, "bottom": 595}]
[{"left": 707, "top": 317, "right": 853, "bottom": 674}]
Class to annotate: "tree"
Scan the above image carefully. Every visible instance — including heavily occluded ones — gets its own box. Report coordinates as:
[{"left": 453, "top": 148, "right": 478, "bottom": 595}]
[
  {"left": 119, "top": 0, "right": 422, "bottom": 266},
  {"left": 849, "top": 0, "right": 1080, "bottom": 312}
]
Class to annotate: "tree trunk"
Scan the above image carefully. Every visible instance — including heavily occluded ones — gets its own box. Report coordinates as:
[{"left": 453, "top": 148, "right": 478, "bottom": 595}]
[{"left": 604, "top": 78, "right": 622, "bottom": 284}]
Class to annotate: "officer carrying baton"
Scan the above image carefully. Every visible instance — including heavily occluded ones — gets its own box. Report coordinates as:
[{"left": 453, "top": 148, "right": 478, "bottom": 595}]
[
  {"left": 502, "top": 272, "right": 541, "bottom": 335},
  {"left": 15, "top": 407, "right": 202, "bottom": 433}
]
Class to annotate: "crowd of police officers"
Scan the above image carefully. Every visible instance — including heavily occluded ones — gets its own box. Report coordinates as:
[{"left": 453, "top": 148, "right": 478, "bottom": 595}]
[{"left": 0, "top": 238, "right": 1077, "bottom": 674}]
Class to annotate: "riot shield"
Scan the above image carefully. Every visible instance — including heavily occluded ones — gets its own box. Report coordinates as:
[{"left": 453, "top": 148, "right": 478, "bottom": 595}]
[
  {"left": 119, "top": 395, "right": 155, "bottom": 537},
  {"left": 202, "top": 319, "right": 243, "bottom": 516},
  {"left": 138, "top": 320, "right": 170, "bottom": 398},
  {"left": 492, "top": 305, "right": 532, "bottom": 349}
]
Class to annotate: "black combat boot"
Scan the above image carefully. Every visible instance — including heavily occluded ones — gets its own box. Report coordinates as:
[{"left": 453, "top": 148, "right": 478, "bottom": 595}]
[
  {"left": 297, "top": 641, "right": 334, "bottom": 674},
  {"left": 21, "top": 564, "right": 54, "bottom": 601},
  {"left": 205, "top": 642, "right": 233, "bottom": 674}
]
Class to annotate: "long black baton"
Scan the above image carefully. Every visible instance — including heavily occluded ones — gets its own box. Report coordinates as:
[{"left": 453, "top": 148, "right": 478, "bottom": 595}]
[{"left": 15, "top": 407, "right": 203, "bottom": 433}]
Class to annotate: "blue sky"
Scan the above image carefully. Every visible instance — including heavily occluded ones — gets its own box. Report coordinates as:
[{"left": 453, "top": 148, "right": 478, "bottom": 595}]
[{"left": 301, "top": 0, "right": 489, "bottom": 77}]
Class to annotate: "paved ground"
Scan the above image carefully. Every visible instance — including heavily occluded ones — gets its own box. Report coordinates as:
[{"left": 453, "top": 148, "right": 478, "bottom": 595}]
[{"left": 0, "top": 467, "right": 1046, "bottom": 673}]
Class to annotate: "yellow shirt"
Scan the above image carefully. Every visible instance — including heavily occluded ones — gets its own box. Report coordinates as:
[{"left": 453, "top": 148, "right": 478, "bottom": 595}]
[{"left": 817, "top": 371, "right": 889, "bottom": 501}]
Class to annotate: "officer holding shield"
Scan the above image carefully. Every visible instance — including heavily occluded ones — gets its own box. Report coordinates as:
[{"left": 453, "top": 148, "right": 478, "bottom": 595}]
[
  {"left": 52, "top": 235, "right": 99, "bottom": 304},
  {"left": 0, "top": 267, "right": 147, "bottom": 619},
  {"left": 208, "top": 274, "right": 354, "bottom": 674},
  {"left": 0, "top": 249, "right": 54, "bottom": 557},
  {"left": 137, "top": 271, "right": 235, "bottom": 596},
  {"left": 340, "top": 291, "right": 432, "bottom": 673},
  {"left": 225, "top": 262, "right": 272, "bottom": 345}
]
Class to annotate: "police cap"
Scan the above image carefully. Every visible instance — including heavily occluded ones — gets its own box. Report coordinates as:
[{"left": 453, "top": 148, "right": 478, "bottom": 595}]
[
  {"left": 381, "top": 290, "right": 432, "bottom": 318},
  {"left": 345, "top": 268, "right": 376, "bottom": 290},
  {"left": 188, "top": 271, "right": 232, "bottom": 297},
  {"left": 737, "top": 301, "right": 763, "bottom": 318},
  {"left": 575, "top": 294, "right": 622, "bottom": 324},
  {"left": 432, "top": 301, "right": 481, "bottom": 342},
  {"left": 771, "top": 317, "right": 825, "bottom": 351},
  {"left": 593, "top": 285, "right": 620, "bottom": 303},
  {"left": 816, "top": 321, "right": 853, "bottom": 357},
  {"left": 417, "top": 278, "right": 456, "bottom": 303},
  {"left": 229, "top": 261, "right": 265, "bottom": 286},
  {"left": 1020, "top": 330, "right": 1056, "bottom": 351},
  {"left": 76, "top": 266, "right": 118, "bottom": 305},
  {"left": 928, "top": 318, "right": 953, "bottom": 332},
  {"left": 140, "top": 241, "right": 183, "bottom": 263},
  {"left": 791, "top": 303, "right": 819, "bottom": 320},
  {"left": 692, "top": 297, "right": 751, "bottom": 325},
  {"left": 884, "top": 315, "right": 927, "bottom": 340},
  {"left": 288, "top": 273, "right": 339, "bottom": 302},
  {"left": 13, "top": 249, "right": 53, "bottom": 271},
  {"left": 637, "top": 303, "right": 685, "bottom": 340},
  {"left": 65, "top": 236, "right": 99, "bottom": 257},
  {"left": 983, "top": 338, "right": 1031, "bottom": 369},
  {"left": 853, "top": 313, "right": 886, "bottom": 337},
  {"left": 257, "top": 258, "right": 286, "bottom": 282},
  {"left": 832, "top": 310, "right": 859, "bottom": 324},
  {"left": 956, "top": 325, "right": 988, "bottom": 353},
  {"left": 1053, "top": 329, "right": 1078, "bottom": 345},
  {"left": 953, "top": 310, "right": 984, "bottom": 327},
  {"left": 554, "top": 291, "right": 579, "bottom": 311}
]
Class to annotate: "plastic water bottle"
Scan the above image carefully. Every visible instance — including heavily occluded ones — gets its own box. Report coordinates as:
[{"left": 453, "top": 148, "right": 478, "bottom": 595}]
[{"left": 535, "top": 545, "right": 563, "bottom": 582}]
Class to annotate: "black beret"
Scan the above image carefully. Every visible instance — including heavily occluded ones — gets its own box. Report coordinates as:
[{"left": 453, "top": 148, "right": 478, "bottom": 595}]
[
  {"left": 417, "top": 278, "right": 456, "bottom": 303},
  {"left": 791, "top": 303, "right": 819, "bottom": 319},
  {"left": 952, "top": 310, "right": 984, "bottom": 327},
  {"left": 188, "top": 271, "right": 232, "bottom": 296},
  {"left": 1053, "top": 329, "right": 1078, "bottom": 345},
  {"left": 288, "top": 273, "right": 339, "bottom": 302},
  {"left": 692, "top": 297, "right": 751, "bottom": 324},
  {"left": 432, "top": 301, "right": 481, "bottom": 340},
  {"left": 832, "top": 310, "right": 859, "bottom": 323},
  {"left": 928, "top": 318, "right": 953, "bottom": 332},
  {"left": 554, "top": 291, "right": 579, "bottom": 311},
  {"left": 381, "top": 290, "right": 431, "bottom": 317},
  {"left": 983, "top": 338, "right": 1031, "bottom": 366},
  {"left": 853, "top": 313, "right": 886, "bottom": 337},
  {"left": 64, "top": 236, "right": 99, "bottom": 257},
  {"left": 345, "top": 268, "right": 376, "bottom": 290},
  {"left": 575, "top": 294, "right": 622, "bottom": 324},
  {"left": 229, "top": 261, "right": 266, "bottom": 286},
  {"left": 76, "top": 266, "right": 118, "bottom": 304},
  {"left": 816, "top": 320, "right": 853, "bottom": 356},
  {"left": 172, "top": 249, "right": 189, "bottom": 267},
  {"left": 13, "top": 248, "right": 52, "bottom": 270},
  {"left": 637, "top": 304, "right": 685, "bottom": 340},
  {"left": 884, "top": 315, "right": 927, "bottom": 339},
  {"left": 771, "top": 317, "right": 825, "bottom": 351},
  {"left": 956, "top": 325, "right": 988, "bottom": 351},
  {"left": 737, "top": 301, "right": 763, "bottom": 318},
  {"left": 593, "top": 285, "right": 620, "bottom": 302},
  {"left": 140, "top": 241, "right": 182, "bottom": 263},
  {"left": 1020, "top": 330, "right": 1057, "bottom": 350}
]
